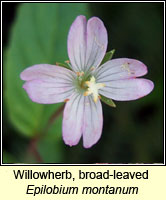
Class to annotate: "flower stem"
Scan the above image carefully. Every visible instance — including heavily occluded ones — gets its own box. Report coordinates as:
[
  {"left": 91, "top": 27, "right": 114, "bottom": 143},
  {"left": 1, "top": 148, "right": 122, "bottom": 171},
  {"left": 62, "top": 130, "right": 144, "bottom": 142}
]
[
  {"left": 43, "top": 104, "right": 65, "bottom": 134},
  {"left": 27, "top": 135, "right": 43, "bottom": 163},
  {"left": 27, "top": 104, "right": 65, "bottom": 163}
]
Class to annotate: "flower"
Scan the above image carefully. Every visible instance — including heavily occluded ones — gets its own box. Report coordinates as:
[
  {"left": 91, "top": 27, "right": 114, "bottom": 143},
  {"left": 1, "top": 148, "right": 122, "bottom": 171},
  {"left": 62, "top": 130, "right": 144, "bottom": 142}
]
[{"left": 20, "top": 15, "right": 154, "bottom": 148}]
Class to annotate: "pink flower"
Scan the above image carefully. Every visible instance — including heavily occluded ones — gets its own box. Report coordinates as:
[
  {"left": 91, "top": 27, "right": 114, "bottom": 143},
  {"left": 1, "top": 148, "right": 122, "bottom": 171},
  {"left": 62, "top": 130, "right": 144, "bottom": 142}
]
[{"left": 20, "top": 15, "right": 154, "bottom": 148}]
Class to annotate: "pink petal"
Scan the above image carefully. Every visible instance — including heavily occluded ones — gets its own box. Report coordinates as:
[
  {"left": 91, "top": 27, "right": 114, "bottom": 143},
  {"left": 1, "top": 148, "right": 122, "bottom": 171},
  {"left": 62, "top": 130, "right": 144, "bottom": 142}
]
[
  {"left": 96, "top": 58, "right": 148, "bottom": 82},
  {"left": 20, "top": 64, "right": 75, "bottom": 81},
  {"left": 20, "top": 64, "right": 75, "bottom": 104},
  {"left": 86, "top": 17, "right": 108, "bottom": 70},
  {"left": 85, "top": 17, "right": 108, "bottom": 72},
  {"left": 67, "top": 16, "right": 108, "bottom": 72},
  {"left": 67, "top": 15, "right": 87, "bottom": 72},
  {"left": 83, "top": 96, "right": 103, "bottom": 148},
  {"left": 23, "top": 80, "right": 74, "bottom": 104},
  {"left": 99, "top": 78, "right": 154, "bottom": 101},
  {"left": 62, "top": 93, "right": 84, "bottom": 146}
]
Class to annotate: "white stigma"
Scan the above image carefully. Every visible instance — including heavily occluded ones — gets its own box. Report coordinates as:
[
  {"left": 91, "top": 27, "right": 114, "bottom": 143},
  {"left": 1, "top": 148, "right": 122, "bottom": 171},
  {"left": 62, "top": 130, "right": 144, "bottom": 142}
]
[{"left": 84, "top": 76, "right": 105, "bottom": 102}]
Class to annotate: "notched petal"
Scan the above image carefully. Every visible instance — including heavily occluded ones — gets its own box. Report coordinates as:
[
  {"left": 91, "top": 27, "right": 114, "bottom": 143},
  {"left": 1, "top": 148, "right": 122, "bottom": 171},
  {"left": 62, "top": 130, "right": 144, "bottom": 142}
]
[
  {"left": 67, "top": 15, "right": 108, "bottom": 72},
  {"left": 20, "top": 64, "right": 76, "bottom": 104}
]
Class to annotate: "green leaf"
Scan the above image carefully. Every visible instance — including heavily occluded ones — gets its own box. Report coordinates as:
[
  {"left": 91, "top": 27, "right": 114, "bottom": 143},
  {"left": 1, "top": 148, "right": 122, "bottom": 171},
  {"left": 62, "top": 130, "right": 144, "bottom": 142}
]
[
  {"left": 4, "top": 3, "right": 90, "bottom": 138},
  {"left": 100, "top": 95, "right": 116, "bottom": 108},
  {"left": 3, "top": 151, "right": 17, "bottom": 164},
  {"left": 100, "top": 49, "right": 115, "bottom": 65}
]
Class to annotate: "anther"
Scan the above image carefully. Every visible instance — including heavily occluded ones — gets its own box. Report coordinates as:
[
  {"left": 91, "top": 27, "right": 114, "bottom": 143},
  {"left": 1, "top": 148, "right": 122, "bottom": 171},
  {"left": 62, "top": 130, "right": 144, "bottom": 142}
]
[
  {"left": 90, "top": 66, "right": 95, "bottom": 71},
  {"left": 64, "top": 99, "right": 70, "bottom": 102},
  {"left": 76, "top": 71, "right": 84, "bottom": 77},
  {"left": 65, "top": 60, "right": 70, "bottom": 64}
]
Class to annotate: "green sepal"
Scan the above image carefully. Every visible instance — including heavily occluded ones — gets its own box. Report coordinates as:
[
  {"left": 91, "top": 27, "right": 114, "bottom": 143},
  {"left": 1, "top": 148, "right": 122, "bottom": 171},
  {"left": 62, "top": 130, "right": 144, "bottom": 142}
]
[
  {"left": 56, "top": 62, "right": 71, "bottom": 70},
  {"left": 100, "top": 95, "right": 116, "bottom": 108},
  {"left": 100, "top": 49, "right": 115, "bottom": 65}
]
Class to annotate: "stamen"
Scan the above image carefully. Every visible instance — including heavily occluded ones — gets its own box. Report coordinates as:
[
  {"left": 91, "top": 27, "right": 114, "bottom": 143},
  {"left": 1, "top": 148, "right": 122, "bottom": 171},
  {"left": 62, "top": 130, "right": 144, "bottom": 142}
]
[
  {"left": 84, "top": 91, "right": 91, "bottom": 96},
  {"left": 85, "top": 81, "right": 90, "bottom": 86},
  {"left": 94, "top": 96, "right": 98, "bottom": 103},
  {"left": 64, "top": 99, "right": 70, "bottom": 102},
  {"left": 90, "top": 66, "right": 95, "bottom": 71},
  {"left": 64, "top": 60, "right": 72, "bottom": 69},
  {"left": 65, "top": 60, "right": 70, "bottom": 64},
  {"left": 84, "top": 76, "right": 105, "bottom": 103},
  {"left": 76, "top": 71, "right": 84, "bottom": 77}
]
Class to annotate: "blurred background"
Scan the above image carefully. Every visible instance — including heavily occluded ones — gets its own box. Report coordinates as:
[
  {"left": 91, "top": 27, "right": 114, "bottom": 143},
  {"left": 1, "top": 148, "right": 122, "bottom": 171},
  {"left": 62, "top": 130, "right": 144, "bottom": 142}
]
[{"left": 3, "top": 2, "right": 164, "bottom": 164}]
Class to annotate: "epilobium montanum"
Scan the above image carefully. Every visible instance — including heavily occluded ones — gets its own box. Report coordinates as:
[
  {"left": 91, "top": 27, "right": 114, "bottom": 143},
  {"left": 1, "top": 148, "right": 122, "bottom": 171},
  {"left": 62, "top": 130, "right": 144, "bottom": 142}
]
[{"left": 20, "top": 16, "right": 154, "bottom": 148}]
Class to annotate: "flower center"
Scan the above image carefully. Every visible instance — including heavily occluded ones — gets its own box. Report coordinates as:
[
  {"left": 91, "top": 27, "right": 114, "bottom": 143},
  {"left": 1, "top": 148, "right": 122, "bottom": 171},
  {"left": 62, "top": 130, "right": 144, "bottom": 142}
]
[{"left": 84, "top": 76, "right": 105, "bottom": 102}]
